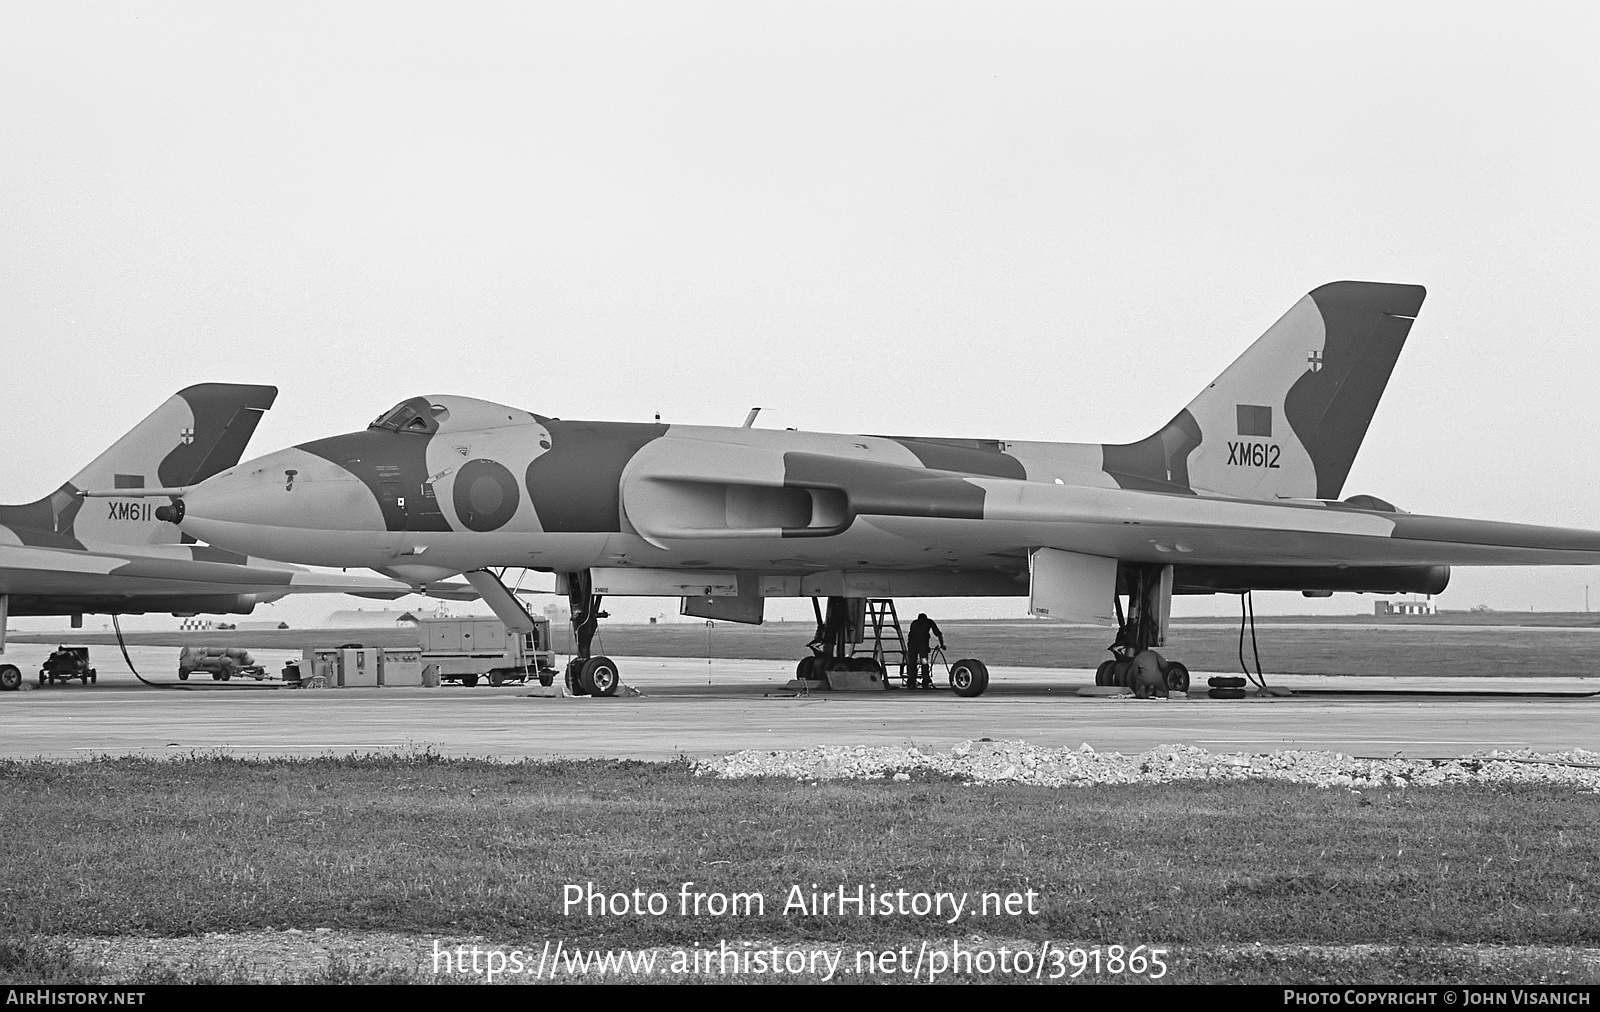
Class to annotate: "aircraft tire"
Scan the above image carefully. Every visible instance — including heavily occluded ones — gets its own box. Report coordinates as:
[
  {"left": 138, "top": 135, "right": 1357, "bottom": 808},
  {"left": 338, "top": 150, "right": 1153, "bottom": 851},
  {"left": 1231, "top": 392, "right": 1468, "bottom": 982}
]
[
  {"left": 1094, "top": 660, "right": 1115, "bottom": 686},
  {"left": 178, "top": 670, "right": 189, "bottom": 681},
  {"left": 0, "top": 664, "right": 20, "bottom": 691},
  {"left": 565, "top": 658, "right": 589, "bottom": 696},
  {"left": 89, "top": 670, "right": 97, "bottom": 685},
  {"left": 462, "top": 673, "right": 480, "bottom": 688},
  {"left": 1163, "top": 662, "right": 1189, "bottom": 694},
  {"left": 582, "top": 656, "right": 620, "bottom": 697},
  {"left": 949, "top": 658, "right": 989, "bottom": 698}
]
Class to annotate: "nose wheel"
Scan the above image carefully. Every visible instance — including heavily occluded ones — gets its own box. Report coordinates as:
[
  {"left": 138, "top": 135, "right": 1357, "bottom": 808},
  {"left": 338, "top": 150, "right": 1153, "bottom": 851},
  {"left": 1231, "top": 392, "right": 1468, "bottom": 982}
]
[{"left": 563, "top": 571, "right": 621, "bottom": 696}]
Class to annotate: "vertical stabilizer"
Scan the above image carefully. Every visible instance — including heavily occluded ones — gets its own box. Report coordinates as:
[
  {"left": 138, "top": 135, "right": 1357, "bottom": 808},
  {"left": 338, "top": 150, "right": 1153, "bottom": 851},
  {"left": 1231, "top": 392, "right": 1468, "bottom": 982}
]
[
  {"left": 23, "top": 384, "right": 278, "bottom": 547},
  {"left": 1102, "top": 282, "right": 1424, "bottom": 500}
]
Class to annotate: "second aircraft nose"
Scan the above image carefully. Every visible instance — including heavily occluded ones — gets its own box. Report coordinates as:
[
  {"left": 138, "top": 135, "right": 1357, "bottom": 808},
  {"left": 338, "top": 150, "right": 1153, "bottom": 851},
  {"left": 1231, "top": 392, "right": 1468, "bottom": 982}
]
[{"left": 173, "top": 446, "right": 390, "bottom": 563}]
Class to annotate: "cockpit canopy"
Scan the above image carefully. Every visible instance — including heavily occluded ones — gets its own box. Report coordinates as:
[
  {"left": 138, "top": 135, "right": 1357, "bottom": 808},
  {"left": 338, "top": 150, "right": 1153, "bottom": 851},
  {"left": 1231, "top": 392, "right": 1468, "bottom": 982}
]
[
  {"left": 364, "top": 394, "right": 540, "bottom": 435},
  {"left": 368, "top": 397, "right": 449, "bottom": 435}
]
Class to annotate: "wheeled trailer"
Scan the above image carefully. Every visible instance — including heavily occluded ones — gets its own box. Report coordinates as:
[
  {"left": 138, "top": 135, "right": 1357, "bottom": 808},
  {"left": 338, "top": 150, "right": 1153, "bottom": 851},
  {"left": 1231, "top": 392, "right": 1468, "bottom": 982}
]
[{"left": 39, "top": 646, "right": 96, "bottom": 686}]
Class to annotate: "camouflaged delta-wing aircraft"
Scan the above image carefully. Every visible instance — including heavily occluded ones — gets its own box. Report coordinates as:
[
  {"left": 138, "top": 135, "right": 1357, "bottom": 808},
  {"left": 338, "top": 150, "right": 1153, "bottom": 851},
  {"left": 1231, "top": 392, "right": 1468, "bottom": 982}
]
[
  {"left": 0, "top": 383, "right": 463, "bottom": 691},
  {"left": 127, "top": 282, "right": 1600, "bottom": 698}
]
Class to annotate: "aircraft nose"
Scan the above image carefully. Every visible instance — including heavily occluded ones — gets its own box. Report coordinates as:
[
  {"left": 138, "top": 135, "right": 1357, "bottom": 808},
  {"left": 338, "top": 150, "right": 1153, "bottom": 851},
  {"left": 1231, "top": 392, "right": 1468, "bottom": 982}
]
[{"left": 174, "top": 446, "right": 387, "bottom": 556}]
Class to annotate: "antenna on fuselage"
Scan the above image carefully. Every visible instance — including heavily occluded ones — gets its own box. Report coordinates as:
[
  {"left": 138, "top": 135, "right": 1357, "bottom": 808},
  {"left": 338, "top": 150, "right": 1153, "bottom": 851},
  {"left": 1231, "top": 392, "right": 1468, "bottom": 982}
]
[{"left": 742, "top": 407, "right": 762, "bottom": 428}]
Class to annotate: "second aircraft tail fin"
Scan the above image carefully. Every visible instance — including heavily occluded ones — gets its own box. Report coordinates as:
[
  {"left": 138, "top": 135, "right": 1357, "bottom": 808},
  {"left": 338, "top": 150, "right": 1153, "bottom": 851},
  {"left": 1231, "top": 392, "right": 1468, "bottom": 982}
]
[{"left": 9, "top": 384, "right": 279, "bottom": 547}]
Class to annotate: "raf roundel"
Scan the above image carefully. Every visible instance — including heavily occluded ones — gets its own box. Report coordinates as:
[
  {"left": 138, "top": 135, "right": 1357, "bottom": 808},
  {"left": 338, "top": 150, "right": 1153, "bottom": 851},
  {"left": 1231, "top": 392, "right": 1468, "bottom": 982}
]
[{"left": 452, "top": 458, "right": 520, "bottom": 532}]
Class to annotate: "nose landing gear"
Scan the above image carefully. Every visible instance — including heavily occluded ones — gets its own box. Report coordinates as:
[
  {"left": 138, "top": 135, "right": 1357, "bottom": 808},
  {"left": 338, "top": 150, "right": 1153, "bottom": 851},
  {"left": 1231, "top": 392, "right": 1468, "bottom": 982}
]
[{"left": 563, "top": 570, "right": 620, "bottom": 697}]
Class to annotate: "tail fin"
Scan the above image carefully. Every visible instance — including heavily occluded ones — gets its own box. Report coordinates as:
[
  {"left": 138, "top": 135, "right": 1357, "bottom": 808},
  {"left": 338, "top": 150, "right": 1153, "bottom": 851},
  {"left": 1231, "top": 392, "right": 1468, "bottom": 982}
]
[
  {"left": 4, "top": 384, "right": 277, "bottom": 547},
  {"left": 1102, "top": 281, "right": 1425, "bottom": 500}
]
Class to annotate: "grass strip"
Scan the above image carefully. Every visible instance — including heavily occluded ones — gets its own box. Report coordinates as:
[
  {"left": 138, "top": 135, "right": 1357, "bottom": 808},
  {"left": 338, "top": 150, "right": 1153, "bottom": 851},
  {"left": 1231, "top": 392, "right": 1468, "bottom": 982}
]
[{"left": 2, "top": 755, "right": 1596, "bottom": 951}]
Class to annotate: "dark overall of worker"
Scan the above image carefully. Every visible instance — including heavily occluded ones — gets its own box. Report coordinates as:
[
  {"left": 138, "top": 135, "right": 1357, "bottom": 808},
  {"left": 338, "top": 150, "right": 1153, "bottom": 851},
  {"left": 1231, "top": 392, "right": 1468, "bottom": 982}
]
[{"left": 905, "top": 612, "right": 945, "bottom": 689}]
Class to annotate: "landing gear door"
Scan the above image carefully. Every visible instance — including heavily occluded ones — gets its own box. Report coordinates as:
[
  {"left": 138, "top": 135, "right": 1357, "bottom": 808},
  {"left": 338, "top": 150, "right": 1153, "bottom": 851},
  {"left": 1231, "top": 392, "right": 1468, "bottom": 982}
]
[
  {"left": 1028, "top": 549, "right": 1118, "bottom": 625},
  {"left": 680, "top": 572, "right": 765, "bottom": 625},
  {"left": 1155, "top": 564, "right": 1174, "bottom": 645}
]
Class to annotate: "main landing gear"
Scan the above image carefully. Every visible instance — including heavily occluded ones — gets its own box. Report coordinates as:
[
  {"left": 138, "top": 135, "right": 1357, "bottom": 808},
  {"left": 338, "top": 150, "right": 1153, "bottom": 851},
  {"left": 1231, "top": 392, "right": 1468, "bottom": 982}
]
[
  {"left": 1093, "top": 564, "right": 1191, "bottom": 698},
  {"left": 562, "top": 570, "right": 620, "bottom": 697},
  {"left": 796, "top": 596, "right": 990, "bottom": 697}
]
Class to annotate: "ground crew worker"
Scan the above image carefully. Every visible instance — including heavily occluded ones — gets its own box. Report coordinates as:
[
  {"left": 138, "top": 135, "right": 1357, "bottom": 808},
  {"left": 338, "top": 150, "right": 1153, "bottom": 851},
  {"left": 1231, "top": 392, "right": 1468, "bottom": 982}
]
[{"left": 905, "top": 612, "right": 945, "bottom": 689}]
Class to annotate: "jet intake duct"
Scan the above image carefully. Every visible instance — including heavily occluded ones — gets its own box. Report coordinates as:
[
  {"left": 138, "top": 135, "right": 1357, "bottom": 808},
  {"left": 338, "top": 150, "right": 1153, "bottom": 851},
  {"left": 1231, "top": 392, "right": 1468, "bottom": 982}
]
[{"left": 621, "top": 439, "right": 848, "bottom": 542}]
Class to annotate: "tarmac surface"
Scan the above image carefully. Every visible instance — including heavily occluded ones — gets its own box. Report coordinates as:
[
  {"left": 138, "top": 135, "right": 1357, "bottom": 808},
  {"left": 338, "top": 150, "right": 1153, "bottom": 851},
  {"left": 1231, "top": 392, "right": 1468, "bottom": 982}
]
[{"left": 2, "top": 644, "right": 1597, "bottom": 761}]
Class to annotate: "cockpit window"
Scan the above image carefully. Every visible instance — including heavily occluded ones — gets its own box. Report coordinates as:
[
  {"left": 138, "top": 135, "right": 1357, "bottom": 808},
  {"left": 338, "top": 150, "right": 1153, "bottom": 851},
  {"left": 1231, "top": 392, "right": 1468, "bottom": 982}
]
[{"left": 368, "top": 397, "right": 441, "bottom": 435}]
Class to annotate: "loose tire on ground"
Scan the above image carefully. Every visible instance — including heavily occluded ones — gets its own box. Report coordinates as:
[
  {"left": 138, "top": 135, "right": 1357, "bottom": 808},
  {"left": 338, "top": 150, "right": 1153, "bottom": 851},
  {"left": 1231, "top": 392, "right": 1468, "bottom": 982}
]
[
  {"left": 0, "top": 664, "right": 20, "bottom": 691},
  {"left": 1208, "top": 687, "right": 1247, "bottom": 699},
  {"left": 582, "top": 656, "right": 620, "bottom": 697},
  {"left": 949, "top": 658, "right": 989, "bottom": 698}
]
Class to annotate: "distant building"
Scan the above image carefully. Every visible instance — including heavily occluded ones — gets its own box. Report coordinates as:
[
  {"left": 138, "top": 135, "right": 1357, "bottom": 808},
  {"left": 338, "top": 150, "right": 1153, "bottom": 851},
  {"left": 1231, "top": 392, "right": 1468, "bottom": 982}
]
[
  {"left": 1375, "top": 599, "right": 1435, "bottom": 616},
  {"left": 321, "top": 609, "right": 422, "bottom": 628}
]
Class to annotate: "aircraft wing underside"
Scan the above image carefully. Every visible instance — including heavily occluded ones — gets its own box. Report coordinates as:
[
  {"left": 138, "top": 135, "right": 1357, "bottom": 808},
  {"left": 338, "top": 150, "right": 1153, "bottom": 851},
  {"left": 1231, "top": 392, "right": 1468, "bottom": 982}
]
[{"left": 0, "top": 542, "right": 436, "bottom": 603}]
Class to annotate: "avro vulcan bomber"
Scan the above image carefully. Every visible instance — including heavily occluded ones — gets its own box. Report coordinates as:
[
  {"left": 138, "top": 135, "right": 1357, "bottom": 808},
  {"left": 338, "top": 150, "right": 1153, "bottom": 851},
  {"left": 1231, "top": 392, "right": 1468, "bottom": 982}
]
[{"left": 129, "top": 283, "right": 1600, "bottom": 696}]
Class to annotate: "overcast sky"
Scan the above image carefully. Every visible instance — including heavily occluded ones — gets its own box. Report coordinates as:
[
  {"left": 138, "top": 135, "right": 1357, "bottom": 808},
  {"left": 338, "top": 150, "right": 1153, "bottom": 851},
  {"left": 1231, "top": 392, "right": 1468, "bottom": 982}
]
[{"left": 4, "top": 2, "right": 1597, "bottom": 627}]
